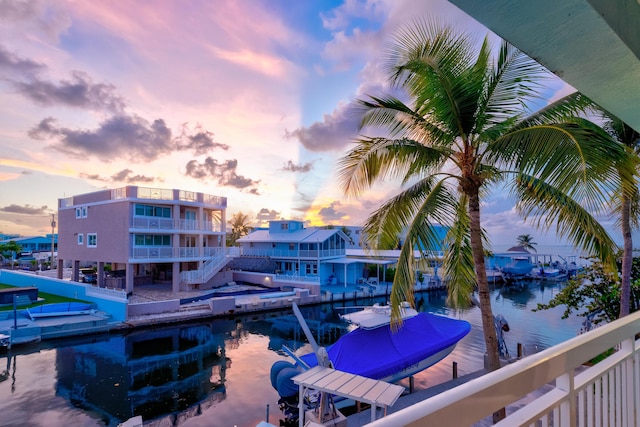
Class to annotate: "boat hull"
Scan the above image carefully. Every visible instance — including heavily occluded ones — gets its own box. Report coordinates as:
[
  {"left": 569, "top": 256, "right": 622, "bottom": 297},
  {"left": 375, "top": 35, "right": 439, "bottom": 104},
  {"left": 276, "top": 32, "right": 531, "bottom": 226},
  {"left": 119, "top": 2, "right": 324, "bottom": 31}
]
[{"left": 26, "top": 302, "right": 96, "bottom": 320}]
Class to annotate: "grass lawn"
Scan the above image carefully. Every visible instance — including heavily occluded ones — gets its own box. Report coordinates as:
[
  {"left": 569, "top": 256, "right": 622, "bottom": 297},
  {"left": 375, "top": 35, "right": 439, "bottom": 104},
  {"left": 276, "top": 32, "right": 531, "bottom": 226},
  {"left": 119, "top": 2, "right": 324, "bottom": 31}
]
[{"left": 0, "top": 283, "right": 91, "bottom": 311}]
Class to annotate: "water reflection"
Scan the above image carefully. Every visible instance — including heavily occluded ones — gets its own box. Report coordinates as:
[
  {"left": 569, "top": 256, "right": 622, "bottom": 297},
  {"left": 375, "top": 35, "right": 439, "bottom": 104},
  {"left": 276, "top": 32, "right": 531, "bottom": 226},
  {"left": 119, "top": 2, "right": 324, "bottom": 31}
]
[
  {"left": 0, "top": 281, "right": 584, "bottom": 427},
  {"left": 44, "top": 321, "right": 234, "bottom": 426}
]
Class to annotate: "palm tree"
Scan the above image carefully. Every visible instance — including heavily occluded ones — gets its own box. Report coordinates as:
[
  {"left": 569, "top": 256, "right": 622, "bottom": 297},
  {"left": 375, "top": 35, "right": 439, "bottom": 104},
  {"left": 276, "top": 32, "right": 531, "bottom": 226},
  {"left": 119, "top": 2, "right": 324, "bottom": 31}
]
[
  {"left": 516, "top": 234, "right": 537, "bottom": 253},
  {"left": 226, "top": 211, "right": 252, "bottom": 246},
  {"left": 600, "top": 117, "right": 640, "bottom": 317},
  {"left": 338, "top": 19, "right": 627, "bottom": 381}
]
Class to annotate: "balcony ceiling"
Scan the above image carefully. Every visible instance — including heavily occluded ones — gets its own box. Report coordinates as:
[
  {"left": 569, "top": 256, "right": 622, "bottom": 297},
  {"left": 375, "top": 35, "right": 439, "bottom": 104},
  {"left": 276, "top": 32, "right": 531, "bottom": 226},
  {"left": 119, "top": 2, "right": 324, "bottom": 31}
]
[{"left": 448, "top": 0, "right": 640, "bottom": 132}]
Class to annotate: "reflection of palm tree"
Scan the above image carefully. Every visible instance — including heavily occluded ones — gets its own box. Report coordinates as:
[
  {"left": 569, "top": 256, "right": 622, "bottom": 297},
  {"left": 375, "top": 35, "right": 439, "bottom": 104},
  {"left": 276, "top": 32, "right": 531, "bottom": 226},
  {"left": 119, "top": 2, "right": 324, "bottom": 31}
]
[
  {"left": 338, "top": 19, "right": 626, "bottom": 379},
  {"left": 516, "top": 234, "right": 537, "bottom": 253}
]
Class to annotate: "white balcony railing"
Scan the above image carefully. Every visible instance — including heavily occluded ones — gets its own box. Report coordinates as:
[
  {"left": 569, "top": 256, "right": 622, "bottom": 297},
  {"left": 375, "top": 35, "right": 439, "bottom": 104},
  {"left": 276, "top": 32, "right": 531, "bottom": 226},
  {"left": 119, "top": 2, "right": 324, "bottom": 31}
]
[
  {"left": 131, "top": 217, "right": 223, "bottom": 232},
  {"left": 131, "top": 246, "right": 223, "bottom": 259},
  {"left": 366, "top": 310, "right": 640, "bottom": 427},
  {"left": 240, "top": 248, "right": 345, "bottom": 258}
]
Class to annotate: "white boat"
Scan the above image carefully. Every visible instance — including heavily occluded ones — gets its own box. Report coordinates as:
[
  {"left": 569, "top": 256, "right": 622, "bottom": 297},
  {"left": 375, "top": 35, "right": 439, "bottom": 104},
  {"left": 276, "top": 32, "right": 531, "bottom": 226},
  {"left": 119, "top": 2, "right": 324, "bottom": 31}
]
[
  {"left": 271, "top": 302, "right": 471, "bottom": 393},
  {"left": 26, "top": 302, "right": 96, "bottom": 320},
  {"left": 339, "top": 301, "right": 418, "bottom": 329},
  {"left": 500, "top": 257, "right": 535, "bottom": 277},
  {"left": 270, "top": 303, "right": 470, "bottom": 425}
]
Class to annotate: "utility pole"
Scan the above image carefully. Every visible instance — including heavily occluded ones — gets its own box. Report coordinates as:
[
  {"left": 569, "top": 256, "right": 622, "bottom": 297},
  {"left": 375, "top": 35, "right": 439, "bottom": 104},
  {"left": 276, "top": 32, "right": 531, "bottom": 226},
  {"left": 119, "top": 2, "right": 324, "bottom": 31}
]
[{"left": 51, "top": 213, "right": 56, "bottom": 270}]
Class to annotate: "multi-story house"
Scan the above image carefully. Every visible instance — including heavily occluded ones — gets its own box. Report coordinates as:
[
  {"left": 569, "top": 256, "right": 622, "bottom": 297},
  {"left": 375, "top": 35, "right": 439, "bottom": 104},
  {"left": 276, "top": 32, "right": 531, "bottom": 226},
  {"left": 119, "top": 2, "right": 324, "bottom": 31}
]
[
  {"left": 237, "top": 220, "right": 356, "bottom": 285},
  {"left": 57, "top": 186, "right": 228, "bottom": 293}
]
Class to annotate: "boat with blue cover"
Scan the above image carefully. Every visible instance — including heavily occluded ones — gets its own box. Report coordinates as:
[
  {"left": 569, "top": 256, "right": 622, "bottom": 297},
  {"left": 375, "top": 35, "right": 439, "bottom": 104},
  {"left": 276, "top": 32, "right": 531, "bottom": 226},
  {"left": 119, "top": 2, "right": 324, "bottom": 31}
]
[
  {"left": 301, "top": 305, "right": 471, "bottom": 382},
  {"left": 270, "top": 303, "right": 471, "bottom": 424}
]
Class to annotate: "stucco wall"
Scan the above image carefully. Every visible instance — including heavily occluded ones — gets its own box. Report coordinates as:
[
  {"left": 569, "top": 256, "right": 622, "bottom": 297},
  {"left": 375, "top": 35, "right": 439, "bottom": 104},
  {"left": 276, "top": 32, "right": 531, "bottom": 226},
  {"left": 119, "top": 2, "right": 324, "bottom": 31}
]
[{"left": 0, "top": 270, "right": 128, "bottom": 321}]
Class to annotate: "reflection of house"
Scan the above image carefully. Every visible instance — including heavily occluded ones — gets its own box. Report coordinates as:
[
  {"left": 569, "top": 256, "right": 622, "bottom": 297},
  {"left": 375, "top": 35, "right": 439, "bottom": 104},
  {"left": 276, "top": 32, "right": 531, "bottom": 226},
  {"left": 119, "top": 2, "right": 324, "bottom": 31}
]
[
  {"left": 55, "top": 321, "right": 234, "bottom": 424},
  {"left": 57, "top": 186, "right": 228, "bottom": 293}
]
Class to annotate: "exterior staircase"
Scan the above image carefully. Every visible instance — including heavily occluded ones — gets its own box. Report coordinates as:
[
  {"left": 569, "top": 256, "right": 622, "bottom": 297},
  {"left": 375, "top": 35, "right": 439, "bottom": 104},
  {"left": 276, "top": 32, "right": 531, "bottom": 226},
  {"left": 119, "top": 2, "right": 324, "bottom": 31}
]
[{"left": 180, "top": 248, "right": 229, "bottom": 286}]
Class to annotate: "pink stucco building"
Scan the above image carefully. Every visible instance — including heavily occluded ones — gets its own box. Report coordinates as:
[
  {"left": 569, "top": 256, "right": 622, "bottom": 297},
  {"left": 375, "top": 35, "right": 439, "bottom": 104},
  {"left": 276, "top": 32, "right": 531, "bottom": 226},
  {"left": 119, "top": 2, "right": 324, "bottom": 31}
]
[{"left": 57, "top": 186, "right": 228, "bottom": 293}]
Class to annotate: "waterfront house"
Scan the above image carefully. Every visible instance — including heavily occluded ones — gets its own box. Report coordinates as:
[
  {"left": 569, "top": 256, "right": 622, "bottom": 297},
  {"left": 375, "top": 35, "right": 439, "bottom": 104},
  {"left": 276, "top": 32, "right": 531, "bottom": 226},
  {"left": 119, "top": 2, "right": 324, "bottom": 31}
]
[
  {"left": 57, "top": 186, "right": 229, "bottom": 294},
  {"left": 236, "top": 220, "right": 397, "bottom": 289},
  {"left": 0, "top": 235, "right": 57, "bottom": 254},
  {"left": 237, "top": 220, "right": 349, "bottom": 284}
]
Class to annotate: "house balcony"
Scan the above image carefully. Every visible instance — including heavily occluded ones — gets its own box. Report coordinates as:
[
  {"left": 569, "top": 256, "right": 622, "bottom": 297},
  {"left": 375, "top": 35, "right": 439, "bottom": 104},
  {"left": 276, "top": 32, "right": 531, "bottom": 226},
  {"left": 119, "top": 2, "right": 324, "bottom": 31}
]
[
  {"left": 131, "top": 246, "right": 223, "bottom": 260},
  {"left": 366, "top": 309, "right": 640, "bottom": 427},
  {"left": 239, "top": 248, "right": 345, "bottom": 258},
  {"left": 130, "top": 217, "right": 223, "bottom": 233}
]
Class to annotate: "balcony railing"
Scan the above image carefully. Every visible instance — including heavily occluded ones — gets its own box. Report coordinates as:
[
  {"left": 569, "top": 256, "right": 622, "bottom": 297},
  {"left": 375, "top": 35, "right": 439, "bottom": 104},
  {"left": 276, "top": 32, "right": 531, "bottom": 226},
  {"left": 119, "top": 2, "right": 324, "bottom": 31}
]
[
  {"left": 366, "top": 310, "right": 640, "bottom": 427},
  {"left": 131, "top": 246, "right": 223, "bottom": 259},
  {"left": 131, "top": 217, "right": 223, "bottom": 232},
  {"left": 240, "top": 248, "right": 345, "bottom": 258}
]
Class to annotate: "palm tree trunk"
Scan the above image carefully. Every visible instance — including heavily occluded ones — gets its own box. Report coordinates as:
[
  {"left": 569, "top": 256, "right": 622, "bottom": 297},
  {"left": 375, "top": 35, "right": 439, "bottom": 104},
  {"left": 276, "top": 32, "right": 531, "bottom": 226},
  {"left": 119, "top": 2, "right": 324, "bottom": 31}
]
[
  {"left": 469, "top": 190, "right": 505, "bottom": 423},
  {"left": 620, "top": 194, "right": 632, "bottom": 317},
  {"left": 468, "top": 191, "right": 501, "bottom": 370}
]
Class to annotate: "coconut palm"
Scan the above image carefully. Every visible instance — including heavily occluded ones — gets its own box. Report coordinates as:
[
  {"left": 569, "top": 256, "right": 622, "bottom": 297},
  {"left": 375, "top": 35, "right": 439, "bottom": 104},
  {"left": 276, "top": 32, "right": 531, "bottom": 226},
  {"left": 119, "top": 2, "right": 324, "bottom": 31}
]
[
  {"left": 516, "top": 234, "right": 537, "bottom": 253},
  {"left": 338, "top": 19, "right": 628, "bottom": 379},
  {"left": 226, "top": 211, "right": 252, "bottom": 246},
  {"left": 601, "top": 117, "right": 640, "bottom": 317}
]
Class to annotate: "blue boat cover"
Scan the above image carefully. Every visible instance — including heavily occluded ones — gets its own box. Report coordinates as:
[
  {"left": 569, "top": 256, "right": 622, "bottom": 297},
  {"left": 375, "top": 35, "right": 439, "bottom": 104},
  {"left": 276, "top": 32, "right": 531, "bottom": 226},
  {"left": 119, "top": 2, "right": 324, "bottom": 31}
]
[{"left": 300, "top": 312, "right": 471, "bottom": 380}]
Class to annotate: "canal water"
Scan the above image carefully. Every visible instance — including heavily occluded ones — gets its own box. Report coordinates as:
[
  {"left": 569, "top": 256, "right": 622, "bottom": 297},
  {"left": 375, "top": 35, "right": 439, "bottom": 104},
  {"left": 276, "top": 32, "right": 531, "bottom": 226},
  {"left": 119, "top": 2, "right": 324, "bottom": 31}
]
[{"left": 0, "top": 281, "right": 584, "bottom": 427}]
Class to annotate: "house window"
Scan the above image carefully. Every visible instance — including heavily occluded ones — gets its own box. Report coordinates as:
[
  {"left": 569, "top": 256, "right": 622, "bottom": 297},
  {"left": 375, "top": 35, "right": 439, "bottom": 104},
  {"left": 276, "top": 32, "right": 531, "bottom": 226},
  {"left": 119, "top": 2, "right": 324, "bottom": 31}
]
[
  {"left": 77, "top": 234, "right": 84, "bottom": 245},
  {"left": 305, "top": 263, "right": 318, "bottom": 275},
  {"left": 134, "top": 234, "right": 171, "bottom": 246},
  {"left": 75, "top": 207, "right": 88, "bottom": 218},
  {"left": 87, "top": 233, "right": 97, "bottom": 248},
  {"left": 289, "top": 243, "right": 295, "bottom": 251},
  {"left": 134, "top": 204, "right": 171, "bottom": 218},
  {"left": 281, "top": 223, "right": 288, "bottom": 230}
]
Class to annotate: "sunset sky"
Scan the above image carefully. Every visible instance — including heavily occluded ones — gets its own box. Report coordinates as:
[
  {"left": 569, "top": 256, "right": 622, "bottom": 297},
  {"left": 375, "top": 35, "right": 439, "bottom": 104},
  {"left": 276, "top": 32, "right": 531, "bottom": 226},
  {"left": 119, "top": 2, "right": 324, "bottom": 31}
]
[{"left": 0, "top": 0, "right": 621, "bottom": 248}]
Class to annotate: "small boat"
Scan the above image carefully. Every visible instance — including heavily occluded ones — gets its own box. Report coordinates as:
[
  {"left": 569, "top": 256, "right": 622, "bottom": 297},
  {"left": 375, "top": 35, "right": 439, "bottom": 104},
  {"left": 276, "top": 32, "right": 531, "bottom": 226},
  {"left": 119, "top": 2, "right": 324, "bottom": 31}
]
[
  {"left": 26, "top": 302, "right": 96, "bottom": 320},
  {"left": 501, "top": 257, "right": 535, "bottom": 277},
  {"left": 272, "top": 302, "right": 470, "bottom": 383},
  {"left": 299, "top": 307, "right": 471, "bottom": 382},
  {"left": 270, "top": 303, "right": 470, "bottom": 425}
]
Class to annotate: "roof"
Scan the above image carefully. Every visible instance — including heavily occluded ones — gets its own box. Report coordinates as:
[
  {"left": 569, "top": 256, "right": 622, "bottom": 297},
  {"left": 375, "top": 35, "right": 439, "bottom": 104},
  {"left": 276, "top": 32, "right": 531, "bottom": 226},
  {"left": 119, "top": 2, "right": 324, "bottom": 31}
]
[
  {"left": 238, "top": 227, "right": 345, "bottom": 244},
  {"left": 0, "top": 236, "right": 55, "bottom": 244},
  {"left": 449, "top": 0, "right": 640, "bottom": 132},
  {"left": 325, "top": 257, "right": 396, "bottom": 265}
]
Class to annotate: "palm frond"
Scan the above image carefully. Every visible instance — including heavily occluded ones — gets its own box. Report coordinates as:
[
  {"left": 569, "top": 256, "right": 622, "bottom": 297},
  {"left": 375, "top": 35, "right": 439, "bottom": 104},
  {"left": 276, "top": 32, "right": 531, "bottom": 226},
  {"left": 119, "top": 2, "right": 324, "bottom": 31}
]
[
  {"left": 442, "top": 197, "right": 477, "bottom": 308},
  {"left": 360, "top": 178, "right": 458, "bottom": 324},
  {"left": 338, "top": 136, "right": 447, "bottom": 196},
  {"left": 488, "top": 121, "right": 624, "bottom": 211},
  {"left": 512, "top": 174, "right": 619, "bottom": 268},
  {"left": 479, "top": 41, "right": 547, "bottom": 130}
]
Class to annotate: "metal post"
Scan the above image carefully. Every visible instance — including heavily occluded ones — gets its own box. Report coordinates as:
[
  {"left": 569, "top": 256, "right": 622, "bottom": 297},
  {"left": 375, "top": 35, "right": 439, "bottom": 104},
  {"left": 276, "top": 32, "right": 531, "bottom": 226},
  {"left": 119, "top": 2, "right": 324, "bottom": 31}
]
[
  {"left": 51, "top": 214, "right": 56, "bottom": 270},
  {"left": 453, "top": 361, "right": 458, "bottom": 379},
  {"left": 13, "top": 295, "right": 17, "bottom": 331}
]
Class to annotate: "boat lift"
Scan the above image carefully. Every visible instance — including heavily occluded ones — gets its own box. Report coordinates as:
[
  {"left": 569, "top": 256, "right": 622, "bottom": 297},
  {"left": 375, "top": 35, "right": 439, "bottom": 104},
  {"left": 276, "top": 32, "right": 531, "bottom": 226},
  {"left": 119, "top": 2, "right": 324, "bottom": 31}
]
[{"left": 290, "top": 303, "right": 404, "bottom": 426}]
